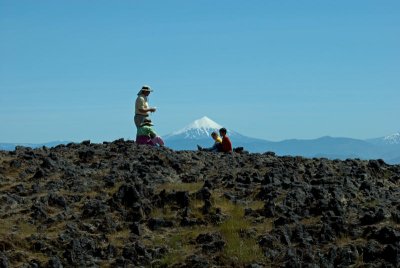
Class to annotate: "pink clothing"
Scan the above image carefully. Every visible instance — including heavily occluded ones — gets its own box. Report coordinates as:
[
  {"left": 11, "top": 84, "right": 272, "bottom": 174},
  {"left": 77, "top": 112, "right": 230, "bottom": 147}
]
[
  {"left": 152, "top": 136, "right": 165, "bottom": 146},
  {"left": 136, "top": 135, "right": 164, "bottom": 146}
]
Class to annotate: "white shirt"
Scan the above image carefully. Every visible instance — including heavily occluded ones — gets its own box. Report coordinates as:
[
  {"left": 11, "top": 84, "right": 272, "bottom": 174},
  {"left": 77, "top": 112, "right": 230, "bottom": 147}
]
[{"left": 135, "top": 95, "right": 149, "bottom": 115}]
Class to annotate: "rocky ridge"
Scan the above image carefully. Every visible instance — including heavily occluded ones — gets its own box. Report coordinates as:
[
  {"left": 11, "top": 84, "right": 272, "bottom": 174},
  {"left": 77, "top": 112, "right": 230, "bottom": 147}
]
[{"left": 0, "top": 139, "right": 399, "bottom": 267}]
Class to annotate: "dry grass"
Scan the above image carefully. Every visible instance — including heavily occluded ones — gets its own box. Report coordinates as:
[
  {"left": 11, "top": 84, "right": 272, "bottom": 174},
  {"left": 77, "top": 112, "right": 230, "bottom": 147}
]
[
  {"left": 147, "top": 193, "right": 266, "bottom": 266},
  {"left": 107, "top": 229, "right": 131, "bottom": 248},
  {"left": 155, "top": 228, "right": 204, "bottom": 266},
  {"left": 155, "top": 181, "right": 203, "bottom": 194},
  {"left": 300, "top": 216, "right": 322, "bottom": 226},
  {"left": 335, "top": 235, "right": 366, "bottom": 247},
  {"left": 215, "top": 196, "right": 265, "bottom": 264}
]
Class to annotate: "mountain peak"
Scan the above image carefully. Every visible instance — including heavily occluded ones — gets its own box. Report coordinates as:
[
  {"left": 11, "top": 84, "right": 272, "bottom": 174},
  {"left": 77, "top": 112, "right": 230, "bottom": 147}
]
[
  {"left": 188, "top": 116, "right": 222, "bottom": 130},
  {"left": 172, "top": 116, "right": 223, "bottom": 136},
  {"left": 383, "top": 132, "right": 400, "bottom": 144},
  {"left": 172, "top": 116, "right": 222, "bottom": 139}
]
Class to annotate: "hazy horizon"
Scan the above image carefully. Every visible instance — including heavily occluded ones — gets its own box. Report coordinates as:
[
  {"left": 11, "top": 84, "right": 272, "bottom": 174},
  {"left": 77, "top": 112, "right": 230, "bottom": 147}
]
[{"left": 0, "top": 114, "right": 398, "bottom": 144}]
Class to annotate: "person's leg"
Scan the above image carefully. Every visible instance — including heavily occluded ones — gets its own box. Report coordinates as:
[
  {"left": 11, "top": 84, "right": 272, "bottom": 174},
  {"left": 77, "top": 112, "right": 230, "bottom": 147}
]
[
  {"left": 152, "top": 136, "right": 165, "bottom": 146},
  {"left": 136, "top": 135, "right": 149, "bottom": 145},
  {"left": 134, "top": 115, "right": 146, "bottom": 128}
]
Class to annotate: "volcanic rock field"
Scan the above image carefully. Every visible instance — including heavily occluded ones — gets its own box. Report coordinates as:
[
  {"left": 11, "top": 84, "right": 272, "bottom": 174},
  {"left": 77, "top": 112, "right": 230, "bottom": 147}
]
[{"left": 0, "top": 139, "right": 399, "bottom": 267}]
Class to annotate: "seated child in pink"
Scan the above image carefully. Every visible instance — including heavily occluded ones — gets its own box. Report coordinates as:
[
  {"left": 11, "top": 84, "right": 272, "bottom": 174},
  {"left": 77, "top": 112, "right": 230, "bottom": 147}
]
[{"left": 136, "top": 118, "right": 164, "bottom": 146}]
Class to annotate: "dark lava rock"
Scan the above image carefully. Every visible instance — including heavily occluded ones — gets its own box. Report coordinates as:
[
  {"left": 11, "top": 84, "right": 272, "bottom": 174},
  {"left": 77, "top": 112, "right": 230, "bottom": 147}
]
[
  {"left": 31, "top": 202, "right": 48, "bottom": 221},
  {"left": 362, "top": 240, "right": 382, "bottom": 263},
  {"left": 370, "top": 226, "right": 400, "bottom": 244},
  {"left": 334, "top": 245, "right": 359, "bottom": 267},
  {"left": 63, "top": 237, "right": 97, "bottom": 266},
  {"left": 175, "top": 191, "right": 190, "bottom": 208},
  {"left": 9, "top": 159, "right": 22, "bottom": 169},
  {"left": 147, "top": 218, "right": 174, "bottom": 230},
  {"left": 196, "top": 232, "right": 225, "bottom": 253},
  {"left": 103, "top": 175, "right": 116, "bottom": 187},
  {"left": 122, "top": 242, "right": 152, "bottom": 266},
  {"left": 82, "top": 199, "right": 109, "bottom": 217},
  {"left": 113, "top": 184, "right": 140, "bottom": 206},
  {"left": 47, "top": 256, "right": 63, "bottom": 268},
  {"left": 0, "top": 252, "right": 9, "bottom": 268},
  {"left": 78, "top": 150, "right": 95, "bottom": 162},
  {"left": 360, "top": 208, "right": 386, "bottom": 225},
  {"left": 129, "top": 222, "right": 141, "bottom": 236},
  {"left": 382, "top": 244, "right": 400, "bottom": 266},
  {"left": 32, "top": 168, "right": 45, "bottom": 179},
  {"left": 48, "top": 193, "right": 67, "bottom": 209},
  {"left": 184, "top": 254, "right": 210, "bottom": 268}
]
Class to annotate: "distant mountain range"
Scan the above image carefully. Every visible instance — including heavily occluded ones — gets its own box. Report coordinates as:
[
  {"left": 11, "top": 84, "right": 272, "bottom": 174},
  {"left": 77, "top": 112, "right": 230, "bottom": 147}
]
[
  {"left": 0, "top": 141, "right": 70, "bottom": 151},
  {"left": 1, "top": 117, "right": 399, "bottom": 164},
  {"left": 163, "top": 116, "right": 400, "bottom": 164}
]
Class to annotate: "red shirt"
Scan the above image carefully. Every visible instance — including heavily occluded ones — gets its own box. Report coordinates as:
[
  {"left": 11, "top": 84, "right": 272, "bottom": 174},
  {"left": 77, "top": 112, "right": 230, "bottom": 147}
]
[{"left": 221, "top": 136, "right": 232, "bottom": 152}]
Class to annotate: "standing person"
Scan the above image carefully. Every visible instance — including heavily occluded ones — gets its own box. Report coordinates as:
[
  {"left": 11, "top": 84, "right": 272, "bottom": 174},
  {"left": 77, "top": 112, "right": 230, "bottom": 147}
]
[
  {"left": 219, "top": 128, "right": 232, "bottom": 153},
  {"left": 136, "top": 118, "right": 165, "bottom": 146},
  {"left": 134, "top": 85, "right": 157, "bottom": 128}
]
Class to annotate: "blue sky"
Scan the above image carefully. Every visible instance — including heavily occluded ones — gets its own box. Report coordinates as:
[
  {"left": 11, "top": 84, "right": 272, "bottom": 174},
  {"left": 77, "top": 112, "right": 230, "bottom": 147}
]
[{"left": 1, "top": 0, "right": 399, "bottom": 143}]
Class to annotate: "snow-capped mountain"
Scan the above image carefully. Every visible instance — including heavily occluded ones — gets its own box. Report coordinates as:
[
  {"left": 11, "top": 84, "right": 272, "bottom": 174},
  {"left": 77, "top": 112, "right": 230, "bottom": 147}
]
[
  {"left": 163, "top": 116, "right": 259, "bottom": 150},
  {"left": 367, "top": 132, "right": 400, "bottom": 146},
  {"left": 165, "top": 116, "right": 244, "bottom": 140},
  {"left": 383, "top": 132, "right": 400, "bottom": 144},
  {"left": 167, "top": 116, "right": 223, "bottom": 139}
]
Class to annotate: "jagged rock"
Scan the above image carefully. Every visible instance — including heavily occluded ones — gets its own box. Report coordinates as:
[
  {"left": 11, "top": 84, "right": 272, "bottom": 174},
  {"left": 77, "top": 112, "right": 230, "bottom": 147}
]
[
  {"left": 63, "top": 237, "right": 97, "bottom": 266},
  {"left": 82, "top": 199, "right": 109, "bottom": 217},
  {"left": 202, "top": 199, "right": 212, "bottom": 214},
  {"left": 360, "top": 208, "right": 386, "bottom": 225},
  {"left": 184, "top": 255, "right": 210, "bottom": 268},
  {"left": 0, "top": 252, "right": 9, "bottom": 268},
  {"left": 9, "top": 159, "right": 22, "bottom": 169},
  {"left": 122, "top": 242, "right": 152, "bottom": 266},
  {"left": 48, "top": 193, "right": 67, "bottom": 209},
  {"left": 180, "top": 216, "right": 205, "bottom": 227},
  {"left": 78, "top": 150, "right": 95, "bottom": 162},
  {"left": 175, "top": 191, "right": 190, "bottom": 208},
  {"left": 113, "top": 184, "right": 140, "bottom": 206},
  {"left": 196, "top": 233, "right": 225, "bottom": 253},
  {"left": 382, "top": 244, "right": 400, "bottom": 266},
  {"left": 334, "top": 245, "right": 359, "bottom": 267},
  {"left": 147, "top": 218, "right": 174, "bottom": 230},
  {"left": 47, "top": 256, "right": 63, "bottom": 268},
  {"left": 31, "top": 202, "right": 48, "bottom": 221},
  {"left": 129, "top": 222, "right": 141, "bottom": 236},
  {"left": 103, "top": 175, "right": 116, "bottom": 187},
  {"left": 32, "top": 168, "right": 45, "bottom": 179},
  {"left": 41, "top": 157, "right": 56, "bottom": 170},
  {"left": 369, "top": 227, "right": 400, "bottom": 244}
]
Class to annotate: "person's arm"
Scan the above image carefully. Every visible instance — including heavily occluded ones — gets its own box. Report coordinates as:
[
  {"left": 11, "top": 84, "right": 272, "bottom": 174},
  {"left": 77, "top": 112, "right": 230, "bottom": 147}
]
[
  {"left": 147, "top": 127, "right": 157, "bottom": 139},
  {"left": 138, "top": 107, "right": 156, "bottom": 113}
]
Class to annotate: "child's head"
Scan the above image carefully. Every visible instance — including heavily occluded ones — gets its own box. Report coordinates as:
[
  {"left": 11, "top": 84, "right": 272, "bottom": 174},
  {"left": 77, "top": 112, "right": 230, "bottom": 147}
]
[
  {"left": 211, "top": 131, "right": 218, "bottom": 140},
  {"left": 219, "top": 128, "right": 227, "bottom": 137}
]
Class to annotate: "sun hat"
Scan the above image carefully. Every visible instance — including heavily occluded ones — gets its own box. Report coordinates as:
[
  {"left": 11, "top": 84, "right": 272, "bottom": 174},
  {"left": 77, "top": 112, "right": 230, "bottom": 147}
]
[
  {"left": 141, "top": 85, "right": 153, "bottom": 92},
  {"left": 140, "top": 118, "right": 154, "bottom": 126},
  {"left": 137, "top": 85, "right": 153, "bottom": 95}
]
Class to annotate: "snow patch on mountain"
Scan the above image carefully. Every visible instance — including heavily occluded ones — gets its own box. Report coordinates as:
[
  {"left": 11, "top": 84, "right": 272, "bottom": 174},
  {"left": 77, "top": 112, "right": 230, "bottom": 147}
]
[
  {"left": 170, "top": 116, "right": 223, "bottom": 139},
  {"left": 383, "top": 132, "right": 400, "bottom": 144}
]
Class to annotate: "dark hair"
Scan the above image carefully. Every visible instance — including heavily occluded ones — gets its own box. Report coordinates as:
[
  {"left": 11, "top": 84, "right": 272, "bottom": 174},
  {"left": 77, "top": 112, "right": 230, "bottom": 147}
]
[{"left": 219, "top": 128, "right": 227, "bottom": 134}]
